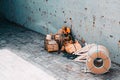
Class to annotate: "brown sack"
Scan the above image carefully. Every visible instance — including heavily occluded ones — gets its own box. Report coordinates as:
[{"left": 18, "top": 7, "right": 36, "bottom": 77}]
[{"left": 65, "top": 41, "right": 82, "bottom": 54}]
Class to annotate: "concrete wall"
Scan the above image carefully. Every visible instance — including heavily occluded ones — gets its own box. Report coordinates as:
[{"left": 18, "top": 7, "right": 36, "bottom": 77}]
[{"left": 0, "top": 0, "right": 120, "bottom": 64}]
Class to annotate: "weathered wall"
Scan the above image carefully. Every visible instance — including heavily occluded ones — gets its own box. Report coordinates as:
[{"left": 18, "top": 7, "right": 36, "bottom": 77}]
[{"left": 0, "top": 0, "right": 120, "bottom": 64}]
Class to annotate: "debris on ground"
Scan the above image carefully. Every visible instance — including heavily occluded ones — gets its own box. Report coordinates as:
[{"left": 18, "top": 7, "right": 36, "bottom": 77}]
[
  {"left": 45, "top": 26, "right": 82, "bottom": 54},
  {"left": 44, "top": 26, "right": 111, "bottom": 75}
]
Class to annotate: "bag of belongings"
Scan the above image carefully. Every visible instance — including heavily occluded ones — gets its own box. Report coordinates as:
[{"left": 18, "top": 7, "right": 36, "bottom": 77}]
[
  {"left": 63, "top": 40, "right": 82, "bottom": 54},
  {"left": 44, "top": 26, "right": 82, "bottom": 54}
]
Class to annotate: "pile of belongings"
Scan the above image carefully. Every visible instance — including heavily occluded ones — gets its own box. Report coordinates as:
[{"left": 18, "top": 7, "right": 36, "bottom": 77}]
[
  {"left": 44, "top": 26, "right": 82, "bottom": 57},
  {"left": 44, "top": 26, "right": 96, "bottom": 61},
  {"left": 44, "top": 26, "right": 111, "bottom": 74}
]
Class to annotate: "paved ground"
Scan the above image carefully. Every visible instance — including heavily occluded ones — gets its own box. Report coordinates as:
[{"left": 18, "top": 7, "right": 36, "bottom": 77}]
[
  {"left": 0, "top": 18, "right": 120, "bottom": 80},
  {"left": 0, "top": 49, "right": 56, "bottom": 80}
]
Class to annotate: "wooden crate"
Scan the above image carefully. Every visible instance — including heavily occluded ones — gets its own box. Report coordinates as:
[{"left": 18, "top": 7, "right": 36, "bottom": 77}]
[{"left": 45, "top": 39, "right": 59, "bottom": 52}]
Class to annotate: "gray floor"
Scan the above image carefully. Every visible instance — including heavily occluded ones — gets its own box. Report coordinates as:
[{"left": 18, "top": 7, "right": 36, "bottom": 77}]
[{"left": 0, "top": 18, "right": 120, "bottom": 80}]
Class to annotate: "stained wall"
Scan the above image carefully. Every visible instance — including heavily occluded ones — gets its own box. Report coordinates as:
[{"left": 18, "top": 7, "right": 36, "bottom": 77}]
[{"left": 0, "top": 0, "right": 120, "bottom": 64}]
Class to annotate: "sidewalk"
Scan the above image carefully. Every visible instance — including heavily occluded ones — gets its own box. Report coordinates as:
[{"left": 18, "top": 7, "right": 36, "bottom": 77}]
[{"left": 0, "top": 19, "right": 120, "bottom": 80}]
